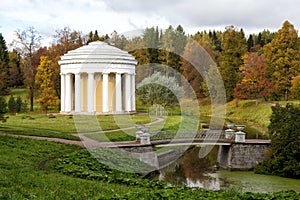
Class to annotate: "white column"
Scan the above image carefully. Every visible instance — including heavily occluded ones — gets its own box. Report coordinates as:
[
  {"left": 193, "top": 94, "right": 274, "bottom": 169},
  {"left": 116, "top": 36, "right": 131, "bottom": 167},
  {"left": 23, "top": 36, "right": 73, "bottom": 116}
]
[
  {"left": 65, "top": 73, "right": 72, "bottom": 112},
  {"left": 124, "top": 73, "right": 131, "bottom": 112},
  {"left": 74, "top": 73, "right": 81, "bottom": 113},
  {"left": 102, "top": 73, "right": 109, "bottom": 113},
  {"left": 131, "top": 74, "right": 136, "bottom": 111},
  {"left": 60, "top": 73, "right": 65, "bottom": 113},
  {"left": 115, "top": 73, "right": 122, "bottom": 112},
  {"left": 88, "top": 72, "right": 94, "bottom": 113}
]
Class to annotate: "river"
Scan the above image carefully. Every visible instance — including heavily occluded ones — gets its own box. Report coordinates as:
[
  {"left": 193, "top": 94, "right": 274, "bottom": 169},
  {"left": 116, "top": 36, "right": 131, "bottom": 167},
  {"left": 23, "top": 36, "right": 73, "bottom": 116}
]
[{"left": 157, "top": 146, "right": 300, "bottom": 193}]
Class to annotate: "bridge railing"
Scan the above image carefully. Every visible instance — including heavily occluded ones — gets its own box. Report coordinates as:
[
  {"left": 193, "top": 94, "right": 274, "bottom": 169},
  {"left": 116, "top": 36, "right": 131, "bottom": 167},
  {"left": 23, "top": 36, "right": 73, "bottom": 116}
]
[{"left": 150, "top": 130, "right": 229, "bottom": 141}]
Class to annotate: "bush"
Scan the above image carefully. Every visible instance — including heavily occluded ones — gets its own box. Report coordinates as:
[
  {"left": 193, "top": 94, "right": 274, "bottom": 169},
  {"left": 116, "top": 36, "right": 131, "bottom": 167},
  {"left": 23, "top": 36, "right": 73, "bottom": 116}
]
[
  {"left": 255, "top": 104, "right": 300, "bottom": 178},
  {"left": 0, "top": 96, "right": 8, "bottom": 122},
  {"left": 8, "top": 95, "right": 17, "bottom": 113},
  {"left": 8, "top": 95, "right": 28, "bottom": 113}
]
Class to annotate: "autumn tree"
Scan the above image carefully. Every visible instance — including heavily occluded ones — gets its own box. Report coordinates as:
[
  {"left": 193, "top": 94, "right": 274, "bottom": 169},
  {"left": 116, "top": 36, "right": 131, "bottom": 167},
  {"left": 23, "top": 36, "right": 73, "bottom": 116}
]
[
  {"left": 46, "top": 27, "right": 84, "bottom": 98},
  {"left": 9, "top": 50, "right": 24, "bottom": 87},
  {"left": 12, "top": 27, "right": 42, "bottom": 111},
  {"left": 181, "top": 41, "right": 206, "bottom": 98},
  {"left": 234, "top": 52, "right": 273, "bottom": 102},
  {"left": 181, "top": 39, "right": 217, "bottom": 99},
  {"left": 191, "top": 30, "right": 222, "bottom": 65},
  {"left": 219, "top": 26, "right": 247, "bottom": 101},
  {"left": 35, "top": 56, "right": 58, "bottom": 114},
  {"left": 263, "top": 21, "right": 300, "bottom": 100},
  {"left": 0, "top": 33, "right": 10, "bottom": 95},
  {"left": 291, "top": 75, "right": 300, "bottom": 99}
]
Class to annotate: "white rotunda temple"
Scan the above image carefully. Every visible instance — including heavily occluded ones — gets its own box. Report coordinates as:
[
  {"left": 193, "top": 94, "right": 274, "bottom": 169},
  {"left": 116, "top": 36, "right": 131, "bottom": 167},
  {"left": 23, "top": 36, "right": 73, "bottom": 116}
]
[{"left": 58, "top": 41, "right": 137, "bottom": 114}]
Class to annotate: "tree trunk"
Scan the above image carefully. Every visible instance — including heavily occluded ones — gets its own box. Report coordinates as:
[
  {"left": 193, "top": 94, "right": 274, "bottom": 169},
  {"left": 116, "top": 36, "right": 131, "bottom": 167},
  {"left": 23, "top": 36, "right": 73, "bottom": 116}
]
[
  {"left": 30, "top": 86, "right": 34, "bottom": 111},
  {"left": 285, "top": 89, "right": 288, "bottom": 101}
]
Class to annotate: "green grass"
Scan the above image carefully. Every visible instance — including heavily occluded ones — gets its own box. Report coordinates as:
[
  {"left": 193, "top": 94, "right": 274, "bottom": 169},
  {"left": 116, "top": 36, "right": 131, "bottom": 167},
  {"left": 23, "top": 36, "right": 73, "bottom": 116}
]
[
  {"left": 0, "top": 113, "right": 79, "bottom": 140},
  {"left": 86, "top": 115, "right": 200, "bottom": 142},
  {"left": 0, "top": 112, "right": 152, "bottom": 140},
  {"left": 88, "top": 130, "right": 137, "bottom": 142},
  {"left": 0, "top": 135, "right": 141, "bottom": 199},
  {"left": 9, "top": 88, "right": 28, "bottom": 99},
  {"left": 1, "top": 135, "right": 299, "bottom": 199}
]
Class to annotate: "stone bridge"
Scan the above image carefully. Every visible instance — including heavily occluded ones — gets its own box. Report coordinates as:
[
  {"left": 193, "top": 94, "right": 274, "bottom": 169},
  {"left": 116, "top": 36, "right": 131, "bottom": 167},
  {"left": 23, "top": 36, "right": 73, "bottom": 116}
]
[{"left": 118, "top": 129, "right": 271, "bottom": 171}]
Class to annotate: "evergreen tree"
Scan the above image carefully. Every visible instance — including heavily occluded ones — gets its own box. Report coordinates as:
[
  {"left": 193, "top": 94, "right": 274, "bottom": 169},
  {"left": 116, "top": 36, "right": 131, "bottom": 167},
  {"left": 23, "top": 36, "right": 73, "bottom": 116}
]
[
  {"left": 94, "top": 30, "right": 100, "bottom": 41},
  {"left": 255, "top": 30, "right": 274, "bottom": 47},
  {"left": 219, "top": 26, "right": 247, "bottom": 101},
  {"left": 0, "top": 96, "right": 8, "bottom": 123},
  {"left": 0, "top": 33, "right": 10, "bottom": 95},
  {"left": 143, "top": 26, "right": 160, "bottom": 64},
  {"left": 263, "top": 21, "right": 300, "bottom": 100},
  {"left": 255, "top": 104, "right": 300, "bottom": 178},
  {"left": 9, "top": 50, "right": 24, "bottom": 87},
  {"left": 247, "top": 34, "right": 254, "bottom": 51},
  {"left": 8, "top": 95, "right": 17, "bottom": 113},
  {"left": 160, "top": 25, "right": 187, "bottom": 74},
  {"left": 16, "top": 96, "right": 23, "bottom": 112},
  {"left": 87, "top": 31, "right": 94, "bottom": 43}
]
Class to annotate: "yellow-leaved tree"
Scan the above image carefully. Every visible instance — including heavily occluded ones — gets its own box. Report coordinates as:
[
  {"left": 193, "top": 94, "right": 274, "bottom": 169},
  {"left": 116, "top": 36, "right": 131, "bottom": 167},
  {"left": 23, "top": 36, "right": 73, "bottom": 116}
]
[{"left": 35, "top": 56, "right": 58, "bottom": 114}]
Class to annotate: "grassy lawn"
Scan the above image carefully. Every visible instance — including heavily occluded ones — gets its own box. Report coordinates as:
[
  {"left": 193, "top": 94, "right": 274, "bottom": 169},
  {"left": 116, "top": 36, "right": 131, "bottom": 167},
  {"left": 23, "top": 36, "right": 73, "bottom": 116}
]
[
  {"left": 87, "top": 114, "right": 200, "bottom": 142},
  {"left": 0, "top": 112, "right": 152, "bottom": 140}
]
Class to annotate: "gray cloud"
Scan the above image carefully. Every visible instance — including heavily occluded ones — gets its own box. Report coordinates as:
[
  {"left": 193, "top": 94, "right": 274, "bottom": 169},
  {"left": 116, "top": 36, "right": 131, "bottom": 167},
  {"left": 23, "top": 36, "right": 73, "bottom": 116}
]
[{"left": 104, "top": 0, "right": 300, "bottom": 32}]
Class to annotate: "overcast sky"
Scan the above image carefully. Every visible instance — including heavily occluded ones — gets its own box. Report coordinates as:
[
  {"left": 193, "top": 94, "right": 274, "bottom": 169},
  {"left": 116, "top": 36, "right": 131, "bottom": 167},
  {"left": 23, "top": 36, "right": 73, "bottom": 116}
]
[{"left": 1, "top": 0, "right": 299, "bottom": 46}]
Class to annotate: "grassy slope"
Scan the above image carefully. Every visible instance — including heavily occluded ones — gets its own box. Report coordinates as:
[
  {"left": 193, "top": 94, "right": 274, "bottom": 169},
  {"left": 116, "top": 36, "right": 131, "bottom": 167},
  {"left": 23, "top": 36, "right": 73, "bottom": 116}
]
[
  {"left": 0, "top": 135, "right": 141, "bottom": 199},
  {"left": 1, "top": 134, "right": 299, "bottom": 199},
  {"left": 200, "top": 100, "right": 274, "bottom": 136}
]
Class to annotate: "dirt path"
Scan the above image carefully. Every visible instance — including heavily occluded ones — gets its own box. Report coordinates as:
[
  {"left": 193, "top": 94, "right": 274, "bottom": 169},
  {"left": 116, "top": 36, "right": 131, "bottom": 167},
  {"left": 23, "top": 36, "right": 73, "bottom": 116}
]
[{"left": 1, "top": 117, "right": 165, "bottom": 149}]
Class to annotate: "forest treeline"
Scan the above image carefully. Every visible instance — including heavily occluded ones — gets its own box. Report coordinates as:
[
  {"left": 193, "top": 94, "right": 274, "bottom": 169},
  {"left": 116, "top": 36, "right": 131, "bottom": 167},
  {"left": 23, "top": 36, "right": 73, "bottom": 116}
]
[{"left": 0, "top": 20, "right": 299, "bottom": 111}]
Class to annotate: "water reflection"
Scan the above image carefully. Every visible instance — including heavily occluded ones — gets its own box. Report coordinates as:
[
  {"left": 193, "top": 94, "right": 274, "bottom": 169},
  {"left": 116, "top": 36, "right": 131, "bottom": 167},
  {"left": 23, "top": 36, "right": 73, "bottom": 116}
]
[
  {"left": 156, "top": 146, "right": 300, "bottom": 193},
  {"left": 158, "top": 146, "right": 222, "bottom": 190}
]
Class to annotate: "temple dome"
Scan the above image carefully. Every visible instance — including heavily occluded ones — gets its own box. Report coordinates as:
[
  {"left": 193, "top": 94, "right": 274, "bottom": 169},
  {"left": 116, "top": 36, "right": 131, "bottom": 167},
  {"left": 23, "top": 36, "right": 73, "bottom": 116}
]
[
  {"left": 58, "top": 41, "right": 137, "bottom": 66},
  {"left": 59, "top": 41, "right": 137, "bottom": 114}
]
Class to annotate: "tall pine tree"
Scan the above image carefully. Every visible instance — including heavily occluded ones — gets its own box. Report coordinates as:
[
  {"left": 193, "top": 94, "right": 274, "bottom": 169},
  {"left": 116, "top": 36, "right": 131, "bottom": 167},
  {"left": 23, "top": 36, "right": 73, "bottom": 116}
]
[{"left": 0, "top": 33, "right": 10, "bottom": 95}]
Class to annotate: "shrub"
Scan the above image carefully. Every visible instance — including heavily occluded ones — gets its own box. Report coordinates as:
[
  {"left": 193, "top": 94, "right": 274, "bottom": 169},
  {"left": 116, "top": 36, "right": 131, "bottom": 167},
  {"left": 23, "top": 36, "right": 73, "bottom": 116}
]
[
  {"left": 0, "top": 96, "right": 8, "bottom": 122},
  {"left": 255, "top": 104, "right": 300, "bottom": 178}
]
